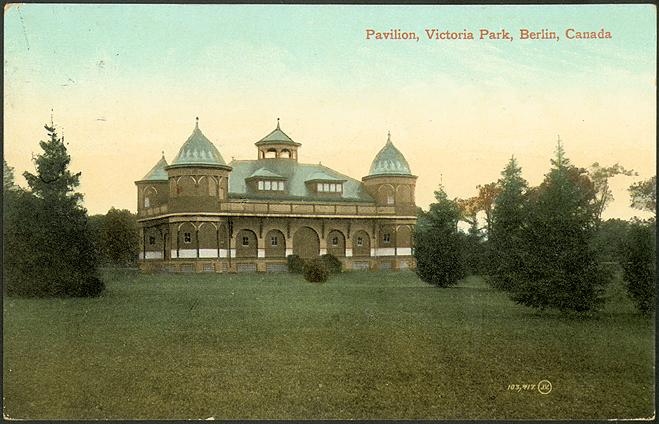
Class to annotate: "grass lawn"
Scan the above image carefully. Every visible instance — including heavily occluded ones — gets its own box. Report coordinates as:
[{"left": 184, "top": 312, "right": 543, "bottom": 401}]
[{"left": 3, "top": 269, "right": 654, "bottom": 419}]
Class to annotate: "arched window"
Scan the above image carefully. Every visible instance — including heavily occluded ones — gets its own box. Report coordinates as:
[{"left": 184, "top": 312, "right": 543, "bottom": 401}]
[
  {"left": 280, "top": 149, "right": 291, "bottom": 158},
  {"left": 265, "top": 148, "right": 277, "bottom": 159}
]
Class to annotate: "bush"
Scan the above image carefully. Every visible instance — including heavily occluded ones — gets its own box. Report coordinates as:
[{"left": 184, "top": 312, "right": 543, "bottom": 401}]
[
  {"left": 287, "top": 254, "right": 306, "bottom": 273},
  {"left": 303, "top": 258, "right": 329, "bottom": 283},
  {"left": 320, "top": 254, "right": 342, "bottom": 273}
]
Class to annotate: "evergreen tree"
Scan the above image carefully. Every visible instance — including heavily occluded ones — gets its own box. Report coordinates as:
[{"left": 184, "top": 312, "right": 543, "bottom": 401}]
[
  {"left": 511, "top": 141, "right": 609, "bottom": 312},
  {"left": 414, "top": 186, "right": 466, "bottom": 287},
  {"left": 621, "top": 220, "right": 655, "bottom": 314},
  {"left": 4, "top": 122, "right": 103, "bottom": 297},
  {"left": 488, "top": 156, "right": 528, "bottom": 291},
  {"left": 3, "top": 159, "right": 16, "bottom": 192}
]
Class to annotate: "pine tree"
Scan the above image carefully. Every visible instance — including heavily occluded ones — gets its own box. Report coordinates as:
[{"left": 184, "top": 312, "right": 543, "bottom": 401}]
[
  {"left": 488, "top": 156, "right": 528, "bottom": 291},
  {"left": 414, "top": 186, "right": 466, "bottom": 287},
  {"left": 5, "top": 122, "right": 104, "bottom": 297},
  {"left": 511, "top": 141, "right": 609, "bottom": 312}
]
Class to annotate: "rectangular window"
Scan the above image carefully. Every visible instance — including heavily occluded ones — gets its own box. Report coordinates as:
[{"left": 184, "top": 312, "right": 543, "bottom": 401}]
[
  {"left": 383, "top": 233, "right": 391, "bottom": 243},
  {"left": 258, "top": 180, "right": 264, "bottom": 190},
  {"left": 387, "top": 195, "right": 395, "bottom": 205},
  {"left": 271, "top": 236, "right": 278, "bottom": 246},
  {"left": 242, "top": 236, "right": 249, "bottom": 246},
  {"left": 184, "top": 232, "right": 191, "bottom": 244},
  {"left": 324, "top": 183, "right": 330, "bottom": 192},
  {"left": 330, "top": 184, "right": 336, "bottom": 192},
  {"left": 149, "top": 236, "right": 156, "bottom": 245},
  {"left": 265, "top": 181, "right": 271, "bottom": 190},
  {"left": 317, "top": 183, "right": 324, "bottom": 192},
  {"left": 337, "top": 184, "right": 342, "bottom": 192},
  {"left": 278, "top": 181, "right": 285, "bottom": 191},
  {"left": 357, "top": 237, "right": 363, "bottom": 247}
]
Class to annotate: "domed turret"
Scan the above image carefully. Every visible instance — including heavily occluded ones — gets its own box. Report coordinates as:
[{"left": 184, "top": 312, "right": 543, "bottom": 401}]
[
  {"left": 362, "top": 132, "right": 416, "bottom": 212},
  {"left": 367, "top": 132, "right": 412, "bottom": 176},
  {"left": 165, "top": 118, "right": 232, "bottom": 213},
  {"left": 141, "top": 153, "right": 168, "bottom": 181},
  {"left": 168, "top": 118, "right": 230, "bottom": 170}
]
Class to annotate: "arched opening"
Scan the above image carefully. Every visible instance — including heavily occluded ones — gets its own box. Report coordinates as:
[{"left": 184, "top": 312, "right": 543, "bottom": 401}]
[
  {"left": 293, "top": 226, "right": 320, "bottom": 258},
  {"left": 379, "top": 225, "right": 396, "bottom": 251},
  {"left": 397, "top": 225, "right": 412, "bottom": 248},
  {"left": 177, "top": 222, "right": 197, "bottom": 257},
  {"left": 280, "top": 149, "right": 291, "bottom": 159},
  {"left": 265, "top": 229, "right": 286, "bottom": 258},
  {"left": 143, "top": 186, "right": 158, "bottom": 208},
  {"left": 378, "top": 185, "right": 395, "bottom": 205},
  {"left": 327, "top": 229, "right": 346, "bottom": 257},
  {"left": 198, "top": 222, "right": 218, "bottom": 257},
  {"left": 145, "top": 226, "right": 163, "bottom": 258},
  {"left": 397, "top": 185, "right": 412, "bottom": 204},
  {"left": 177, "top": 175, "right": 197, "bottom": 196},
  {"left": 236, "top": 229, "right": 258, "bottom": 258},
  {"left": 265, "top": 148, "right": 278, "bottom": 159},
  {"left": 352, "top": 230, "right": 371, "bottom": 257}
]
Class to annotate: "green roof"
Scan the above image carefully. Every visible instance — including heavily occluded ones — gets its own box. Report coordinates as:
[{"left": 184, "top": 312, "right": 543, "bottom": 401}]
[
  {"left": 368, "top": 132, "right": 412, "bottom": 176},
  {"left": 255, "top": 121, "right": 300, "bottom": 146},
  {"left": 141, "top": 155, "right": 169, "bottom": 181},
  {"left": 247, "top": 167, "right": 286, "bottom": 179},
  {"left": 169, "top": 120, "right": 228, "bottom": 168},
  {"left": 306, "top": 171, "right": 345, "bottom": 182},
  {"left": 228, "top": 159, "right": 373, "bottom": 203}
]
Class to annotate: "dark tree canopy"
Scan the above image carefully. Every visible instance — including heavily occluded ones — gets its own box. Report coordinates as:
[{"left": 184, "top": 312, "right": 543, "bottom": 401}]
[
  {"left": 488, "top": 156, "right": 528, "bottom": 291},
  {"left": 414, "top": 186, "right": 466, "bottom": 287},
  {"left": 621, "top": 220, "right": 656, "bottom": 314},
  {"left": 629, "top": 176, "right": 656, "bottom": 216},
  {"left": 4, "top": 122, "right": 103, "bottom": 297},
  {"left": 509, "top": 142, "right": 609, "bottom": 312}
]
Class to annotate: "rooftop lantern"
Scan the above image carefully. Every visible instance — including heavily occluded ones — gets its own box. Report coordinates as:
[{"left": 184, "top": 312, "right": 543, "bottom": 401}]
[{"left": 255, "top": 118, "right": 301, "bottom": 161}]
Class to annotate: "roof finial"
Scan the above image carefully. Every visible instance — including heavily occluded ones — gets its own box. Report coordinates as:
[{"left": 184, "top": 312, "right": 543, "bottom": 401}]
[
  {"left": 276, "top": 117, "right": 280, "bottom": 129},
  {"left": 161, "top": 150, "right": 165, "bottom": 158},
  {"left": 195, "top": 116, "right": 199, "bottom": 129},
  {"left": 387, "top": 130, "right": 392, "bottom": 144}
]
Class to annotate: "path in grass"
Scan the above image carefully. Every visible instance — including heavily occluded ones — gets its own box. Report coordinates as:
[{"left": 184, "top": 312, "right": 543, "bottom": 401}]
[{"left": 3, "top": 270, "right": 654, "bottom": 419}]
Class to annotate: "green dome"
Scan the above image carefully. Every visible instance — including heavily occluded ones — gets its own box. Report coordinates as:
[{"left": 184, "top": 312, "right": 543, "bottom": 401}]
[
  {"left": 141, "top": 154, "right": 169, "bottom": 181},
  {"left": 169, "top": 120, "right": 228, "bottom": 168},
  {"left": 368, "top": 133, "right": 412, "bottom": 176}
]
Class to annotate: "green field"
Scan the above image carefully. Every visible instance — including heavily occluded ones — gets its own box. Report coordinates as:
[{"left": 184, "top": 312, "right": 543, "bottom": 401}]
[{"left": 3, "top": 270, "right": 654, "bottom": 419}]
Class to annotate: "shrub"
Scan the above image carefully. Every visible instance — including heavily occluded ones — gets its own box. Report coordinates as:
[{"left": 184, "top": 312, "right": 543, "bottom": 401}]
[
  {"left": 320, "top": 254, "right": 342, "bottom": 273},
  {"left": 303, "top": 258, "right": 329, "bottom": 283},
  {"left": 287, "top": 254, "right": 306, "bottom": 274}
]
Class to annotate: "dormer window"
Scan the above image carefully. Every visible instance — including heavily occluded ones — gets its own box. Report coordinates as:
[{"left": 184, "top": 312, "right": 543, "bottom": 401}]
[
  {"left": 317, "top": 183, "right": 342, "bottom": 193},
  {"left": 258, "top": 180, "right": 285, "bottom": 191}
]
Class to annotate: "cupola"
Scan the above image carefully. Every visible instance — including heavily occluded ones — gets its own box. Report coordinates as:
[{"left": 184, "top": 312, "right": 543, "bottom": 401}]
[{"left": 255, "top": 119, "right": 301, "bottom": 161}]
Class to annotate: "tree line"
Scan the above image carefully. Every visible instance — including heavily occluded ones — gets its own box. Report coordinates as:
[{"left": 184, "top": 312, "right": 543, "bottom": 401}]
[
  {"left": 414, "top": 141, "right": 656, "bottom": 315},
  {"left": 3, "top": 122, "right": 139, "bottom": 298}
]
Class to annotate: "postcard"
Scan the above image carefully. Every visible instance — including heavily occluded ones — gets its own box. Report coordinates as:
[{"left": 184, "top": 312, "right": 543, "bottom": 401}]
[{"left": 3, "top": 3, "right": 655, "bottom": 420}]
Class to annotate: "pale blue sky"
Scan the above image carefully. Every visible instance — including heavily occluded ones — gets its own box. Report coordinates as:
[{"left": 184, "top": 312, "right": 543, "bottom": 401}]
[{"left": 4, "top": 4, "right": 656, "bottom": 218}]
